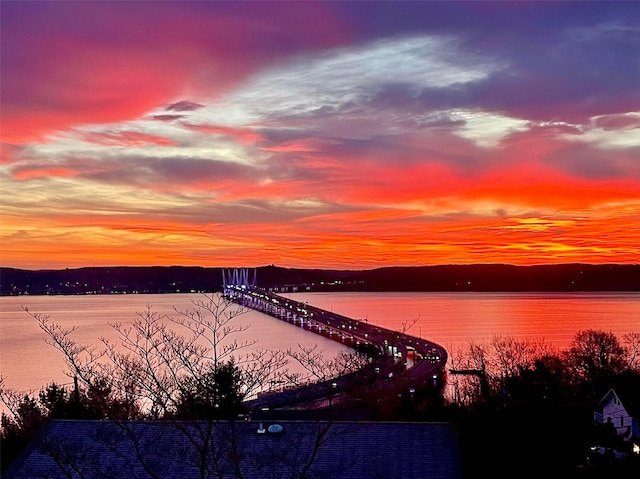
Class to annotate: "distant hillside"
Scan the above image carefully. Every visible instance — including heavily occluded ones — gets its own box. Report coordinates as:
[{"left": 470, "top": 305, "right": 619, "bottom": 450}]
[{"left": 1, "top": 264, "right": 638, "bottom": 296}]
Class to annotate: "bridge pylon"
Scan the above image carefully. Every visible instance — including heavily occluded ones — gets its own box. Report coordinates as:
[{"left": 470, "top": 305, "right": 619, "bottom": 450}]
[{"left": 222, "top": 268, "right": 257, "bottom": 296}]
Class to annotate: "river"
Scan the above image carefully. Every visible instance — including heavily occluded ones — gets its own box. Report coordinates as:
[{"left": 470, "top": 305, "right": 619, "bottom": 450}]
[{"left": 1, "top": 292, "right": 638, "bottom": 397}]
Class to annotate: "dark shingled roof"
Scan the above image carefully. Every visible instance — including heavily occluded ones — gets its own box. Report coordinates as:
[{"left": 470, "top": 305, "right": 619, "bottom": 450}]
[{"left": 5, "top": 420, "right": 462, "bottom": 479}]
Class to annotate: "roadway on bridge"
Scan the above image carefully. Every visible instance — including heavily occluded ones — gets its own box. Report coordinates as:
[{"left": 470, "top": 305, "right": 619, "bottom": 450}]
[{"left": 225, "top": 286, "right": 448, "bottom": 411}]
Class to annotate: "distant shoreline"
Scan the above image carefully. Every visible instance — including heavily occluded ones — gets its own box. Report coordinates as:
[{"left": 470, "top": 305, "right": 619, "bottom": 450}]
[
  {"left": 4, "top": 291, "right": 639, "bottom": 298},
  {"left": 1, "top": 264, "right": 639, "bottom": 296}
]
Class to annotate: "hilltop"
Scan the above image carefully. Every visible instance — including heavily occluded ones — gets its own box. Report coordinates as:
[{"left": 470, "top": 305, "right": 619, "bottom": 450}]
[{"left": 1, "top": 263, "right": 639, "bottom": 296}]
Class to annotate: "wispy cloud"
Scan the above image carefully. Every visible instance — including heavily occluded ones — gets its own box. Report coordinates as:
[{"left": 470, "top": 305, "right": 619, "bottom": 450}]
[{"left": 1, "top": 1, "right": 639, "bottom": 268}]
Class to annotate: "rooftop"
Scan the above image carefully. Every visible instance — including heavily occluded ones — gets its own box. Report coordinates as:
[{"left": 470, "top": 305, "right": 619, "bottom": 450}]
[{"left": 5, "top": 419, "right": 463, "bottom": 479}]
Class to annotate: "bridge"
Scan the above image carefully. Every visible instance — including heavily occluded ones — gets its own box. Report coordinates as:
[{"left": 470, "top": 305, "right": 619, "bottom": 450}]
[{"left": 222, "top": 269, "right": 448, "bottom": 413}]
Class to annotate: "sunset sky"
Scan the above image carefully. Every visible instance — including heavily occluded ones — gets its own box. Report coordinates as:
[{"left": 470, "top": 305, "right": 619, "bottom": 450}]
[{"left": 1, "top": 1, "right": 639, "bottom": 270}]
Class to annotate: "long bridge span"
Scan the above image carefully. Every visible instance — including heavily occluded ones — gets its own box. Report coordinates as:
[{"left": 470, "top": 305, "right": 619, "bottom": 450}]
[{"left": 222, "top": 270, "right": 448, "bottom": 412}]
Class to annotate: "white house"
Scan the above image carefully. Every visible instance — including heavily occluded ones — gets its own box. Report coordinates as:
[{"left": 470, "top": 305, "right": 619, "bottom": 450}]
[{"left": 593, "top": 381, "right": 640, "bottom": 457}]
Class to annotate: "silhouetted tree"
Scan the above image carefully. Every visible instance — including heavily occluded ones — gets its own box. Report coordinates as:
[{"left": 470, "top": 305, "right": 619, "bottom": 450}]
[
  {"left": 1, "top": 394, "right": 44, "bottom": 473},
  {"left": 3, "top": 293, "right": 347, "bottom": 478},
  {"left": 623, "top": 332, "right": 640, "bottom": 372},
  {"left": 22, "top": 295, "right": 287, "bottom": 418},
  {"left": 175, "top": 361, "right": 244, "bottom": 420},
  {"left": 564, "top": 329, "right": 627, "bottom": 382},
  {"left": 506, "top": 354, "right": 569, "bottom": 404},
  {"left": 286, "top": 345, "right": 371, "bottom": 410},
  {"left": 0, "top": 380, "right": 114, "bottom": 474}
]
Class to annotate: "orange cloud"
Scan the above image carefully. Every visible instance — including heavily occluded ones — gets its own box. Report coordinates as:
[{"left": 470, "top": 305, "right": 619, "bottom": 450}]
[
  {"left": 11, "top": 167, "right": 80, "bottom": 180},
  {"left": 2, "top": 3, "right": 638, "bottom": 270}
]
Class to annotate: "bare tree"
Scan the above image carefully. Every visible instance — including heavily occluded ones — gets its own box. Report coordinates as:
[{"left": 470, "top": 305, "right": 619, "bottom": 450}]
[
  {"left": 0, "top": 377, "right": 29, "bottom": 423},
  {"left": 564, "top": 329, "right": 627, "bottom": 382},
  {"left": 447, "top": 336, "right": 561, "bottom": 406},
  {"left": 20, "top": 295, "right": 289, "bottom": 419},
  {"left": 446, "top": 341, "right": 492, "bottom": 406},
  {"left": 24, "top": 307, "right": 107, "bottom": 391},
  {"left": 447, "top": 345, "right": 475, "bottom": 406},
  {"left": 400, "top": 314, "right": 420, "bottom": 335},
  {"left": 491, "top": 335, "right": 529, "bottom": 380},
  {"left": 286, "top": 345, "right": 371, "bottom": 410},
  {"left": 172, "top": 294, "right": 254, "bottom": 370},
  {"left": 623, "top": 332, "right": 640, "bottom": 372},
  {"left": 6, "top": 293, "right": 355, "bottom": 479}
]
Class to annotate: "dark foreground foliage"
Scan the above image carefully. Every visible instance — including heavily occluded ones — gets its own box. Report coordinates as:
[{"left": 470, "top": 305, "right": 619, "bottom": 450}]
[{"left": 2, "top": 328, "right": 640, "bottom": 477}]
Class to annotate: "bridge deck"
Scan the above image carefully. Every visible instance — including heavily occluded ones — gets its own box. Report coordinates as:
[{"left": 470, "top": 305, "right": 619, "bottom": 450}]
[{"left": 224, "top": 285, "right": 448, "bottom": 411}]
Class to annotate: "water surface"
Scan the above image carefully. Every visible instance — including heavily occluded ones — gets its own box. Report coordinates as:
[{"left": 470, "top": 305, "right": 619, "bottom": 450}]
[{"left": 1, "top": 292, "right": 637, "bottom": 396}]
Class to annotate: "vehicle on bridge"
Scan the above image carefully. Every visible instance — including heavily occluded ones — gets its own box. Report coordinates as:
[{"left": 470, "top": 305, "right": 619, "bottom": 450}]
[{"left": 221, "top": 276, "right": 448, "bottom": 413}]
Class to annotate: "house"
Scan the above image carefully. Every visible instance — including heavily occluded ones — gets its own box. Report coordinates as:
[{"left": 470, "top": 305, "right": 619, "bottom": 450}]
[
  {"left": 4, "top": 419, "right": 463, "bottom": 479},
  {"left": 593, "top": 379, "right": 640, "bottom": 459}
]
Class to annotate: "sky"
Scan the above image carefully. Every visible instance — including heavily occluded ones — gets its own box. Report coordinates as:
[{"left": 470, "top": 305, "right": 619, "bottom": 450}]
[{"left": 1, "top": 1, "right": 639, "bottom": 270}]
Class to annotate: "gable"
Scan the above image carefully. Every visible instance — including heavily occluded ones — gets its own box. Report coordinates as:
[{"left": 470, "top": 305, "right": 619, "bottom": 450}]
[{"left": 597, "top": 380, "right": 640, "bottom": 419}]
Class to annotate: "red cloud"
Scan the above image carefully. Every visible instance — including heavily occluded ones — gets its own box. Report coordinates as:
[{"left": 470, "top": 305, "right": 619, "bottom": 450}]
[
  {"left": 12, "top": 167, "right": 79, "bottom": 180},
  {"left": 1, "top": 2, "right": 348, "bottom": 144}
]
